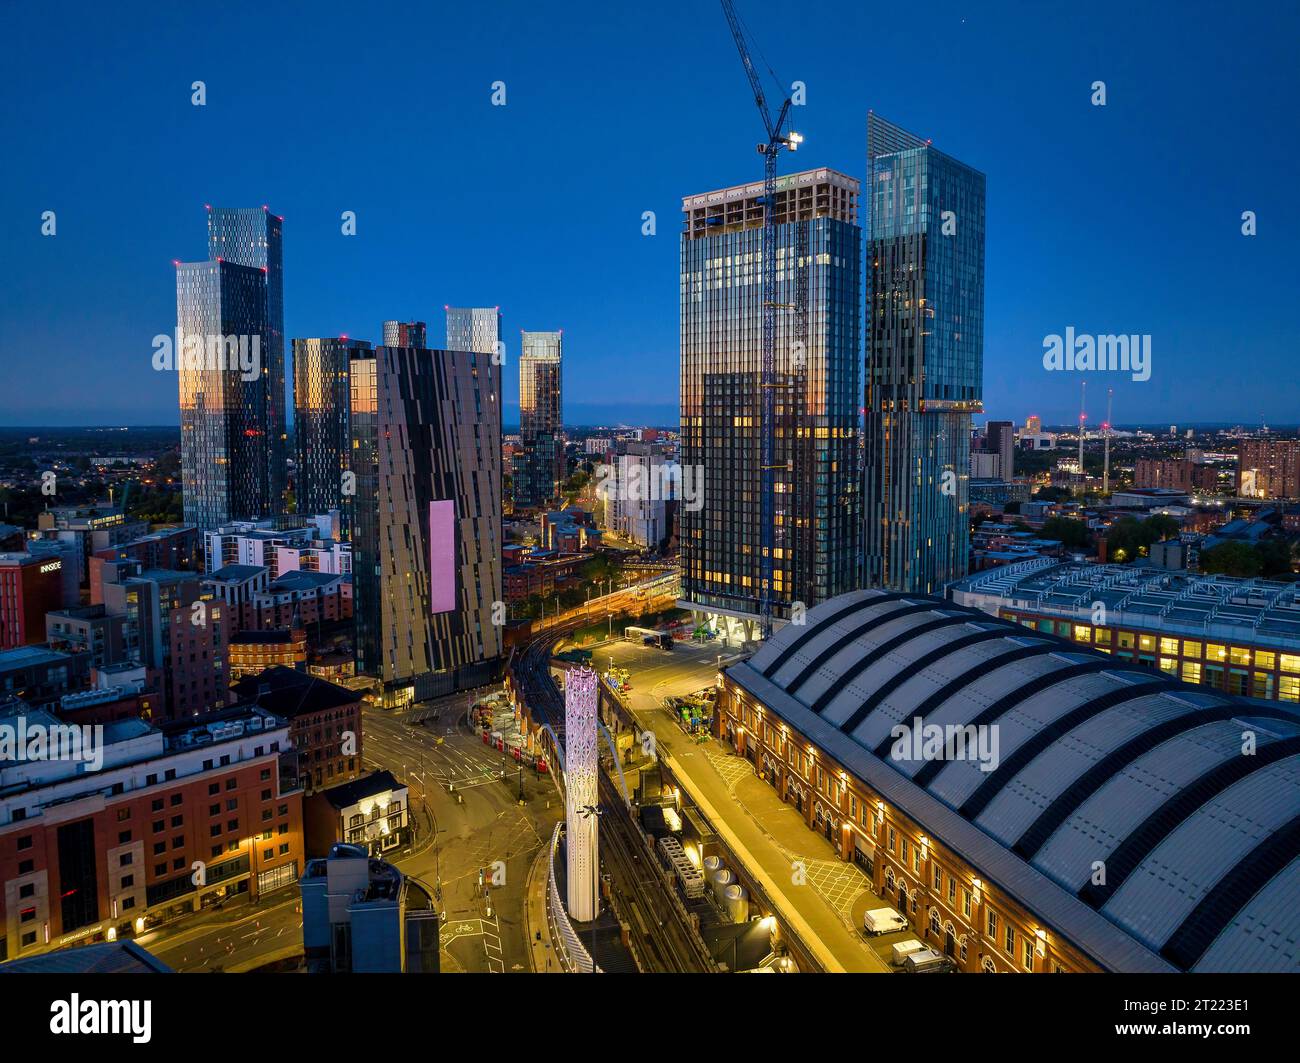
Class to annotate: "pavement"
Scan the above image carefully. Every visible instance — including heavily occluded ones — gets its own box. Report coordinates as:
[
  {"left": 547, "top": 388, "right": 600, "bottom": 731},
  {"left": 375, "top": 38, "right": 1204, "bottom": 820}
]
[
  {"left": 524, "top": 841, "right": 562, "bottom": 973},
  {"left": 601, "top": 639, "right": 896, "bottom": 973}
]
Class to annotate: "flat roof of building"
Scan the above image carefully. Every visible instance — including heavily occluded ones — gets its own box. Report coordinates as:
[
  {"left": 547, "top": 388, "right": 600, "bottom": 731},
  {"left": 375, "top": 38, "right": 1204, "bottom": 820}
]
[
  {"left": 230, "top": 665, "right": 357, "bottom": 717},
  {"left": 0, "top": 940, "right": 171, "bottom": 974},
  {"left": 682, "top": 167, "right": 860, "bottom": 209},
  {"left": 730, "top": 590, "right": 1300, "bottom": 973},
  {"left": 0, "top": 645, "right": 70, "bottom": 669},
  {"left": 268, "top": 570, "right": 339, "bottom": 591},
  {"left": 951, "top": 559, "right": 1300, "bottom": 644},
  {"left": 207, "top": 563, "right": 267, "bottom": 581}
]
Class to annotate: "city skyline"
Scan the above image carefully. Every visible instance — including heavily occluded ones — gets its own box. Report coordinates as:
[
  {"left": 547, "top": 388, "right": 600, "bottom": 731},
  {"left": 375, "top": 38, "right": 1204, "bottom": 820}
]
[
  {"left": 3, "top": 1, "right": 1298, "bottom": 427},
  {"left": 0, "top": 0, "right": 1297, "bottom": 1002}
]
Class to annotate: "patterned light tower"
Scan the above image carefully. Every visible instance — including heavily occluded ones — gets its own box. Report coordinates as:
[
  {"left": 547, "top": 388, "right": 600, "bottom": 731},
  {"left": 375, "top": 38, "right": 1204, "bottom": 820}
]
[{"left": 564, "top": 666, "right": 600, "bottom": 923}]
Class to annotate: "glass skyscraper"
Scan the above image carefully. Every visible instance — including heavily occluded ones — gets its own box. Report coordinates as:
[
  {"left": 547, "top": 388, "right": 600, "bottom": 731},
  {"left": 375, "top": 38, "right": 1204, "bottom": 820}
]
[
  {"left": 514, "top": 330, "right": 563, "bottom": 511},
  {"left": 445, "top": 307, "right": 502, "bottom": 356},
  {"left": 206, "top": 207, "right": 287, "bottom": 514},
  {"left": 175, "top": 259, "right": 271, "bottom": 530},
  {"left": 679, "top": 168, "right": 862, "bottom": 643},
  {"left": 293, "top": 337, "right": 373, "bottom": 523},
  {"left": 864, "top": 114, "right": 985, "bottom": 594},
  {"left": 382, "top": 320, "right": 426, "bottom": 348}
]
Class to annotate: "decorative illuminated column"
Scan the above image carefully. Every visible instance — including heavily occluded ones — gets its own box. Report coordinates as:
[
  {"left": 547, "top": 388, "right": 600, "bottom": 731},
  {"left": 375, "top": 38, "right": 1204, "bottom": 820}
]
[{"left": 565, "top": 666, "right": 600, "bottom": 923}]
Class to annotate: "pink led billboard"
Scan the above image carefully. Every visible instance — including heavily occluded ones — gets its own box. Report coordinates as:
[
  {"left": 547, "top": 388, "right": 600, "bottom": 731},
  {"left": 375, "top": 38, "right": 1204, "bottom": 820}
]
[{"left": 428, "top": 499, "right": 456, "bottom": 614}]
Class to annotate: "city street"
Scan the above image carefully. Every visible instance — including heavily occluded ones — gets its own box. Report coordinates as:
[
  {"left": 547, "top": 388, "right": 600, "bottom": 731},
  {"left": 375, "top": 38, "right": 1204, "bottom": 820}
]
[
  {"left": 361, "top": 690, "right": 563, "bottom": 973},
  {"left": 141, "top": 686, "right": 562, "bottom": 973}
]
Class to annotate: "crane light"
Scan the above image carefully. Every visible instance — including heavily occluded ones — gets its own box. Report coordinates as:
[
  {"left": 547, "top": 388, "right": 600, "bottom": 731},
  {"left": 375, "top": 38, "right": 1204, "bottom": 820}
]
[{"left": 788, "top": 131, "right": 804, "bottom": 150}]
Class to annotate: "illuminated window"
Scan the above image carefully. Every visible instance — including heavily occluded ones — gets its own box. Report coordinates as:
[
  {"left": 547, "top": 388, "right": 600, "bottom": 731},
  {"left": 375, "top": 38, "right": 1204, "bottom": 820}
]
[
  {"left": 1159, "top": 657, "right": 1178, "bottom": 674},
  {"left": 1118, "top": 632, "right": 1135, "bottom": 650},
  {"left": 1281, "top": 655, "right": 1300, "bottom": 674},
  {"left": 1207, "top": 643, "right": 1228, "bottom": 662},
  {"left": 1182, "top": 641, "right": 1201, "bottom": 658},
  {"left": 1181, "top": 662, "right": 1202, "bottom": 685},
  {"left": 1229, "top": 646, "right": 1252, "bottom": 667},
  {"left": 1159, "top": 638, "right": 1179, "bottom": 656},
  {"left": 1138, "top": 634, "right": 1156, "bottom": 652},
  {"left": 1256, "top": 651, "right": 1276, "bottom": 670},
  {"left": 1094, "top": 629, "right": 1112, "bottom": 646},
  {"left": 1073, "top": 625, "right": 1092, "bottom": 642},
  {"left": 1280, "top": 675, "right": 1300, "bottom": 703}
]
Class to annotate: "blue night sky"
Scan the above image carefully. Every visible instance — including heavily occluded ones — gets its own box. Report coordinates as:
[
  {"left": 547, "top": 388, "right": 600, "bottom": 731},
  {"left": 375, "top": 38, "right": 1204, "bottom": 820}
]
[{"left": 1, "top": 0, "right": 1296, "bottom": 429}]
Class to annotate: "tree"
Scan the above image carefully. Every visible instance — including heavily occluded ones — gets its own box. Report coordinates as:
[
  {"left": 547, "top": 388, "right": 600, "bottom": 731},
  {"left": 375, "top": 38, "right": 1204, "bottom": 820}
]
[
  {"left": 1200, "top": 541, "right": 1262, "bottom": 578},
  {"left": 1040, "top": 516, "right": 1090, "bottom": 551},
  {"left": 1145, "top": 513, "right": 1181, "bottom": 543},
  {"left": 1106, "top": 513, "right": 1181, "bottom": 564},
  {"left": 1257, "top": 539, "right": 1298, "bottom": 578}
]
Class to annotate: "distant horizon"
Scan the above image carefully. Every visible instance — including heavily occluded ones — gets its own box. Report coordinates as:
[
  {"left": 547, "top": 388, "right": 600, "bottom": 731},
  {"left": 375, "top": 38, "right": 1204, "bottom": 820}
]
[{"left": 4, "top": 419, "right": 1299, "bottom": 435}]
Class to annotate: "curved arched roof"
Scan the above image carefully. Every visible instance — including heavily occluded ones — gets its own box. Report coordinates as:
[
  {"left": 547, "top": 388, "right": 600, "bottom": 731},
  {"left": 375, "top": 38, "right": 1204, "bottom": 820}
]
[{"left": 731, "top": 590, "right": 1300, "bottom": 973}]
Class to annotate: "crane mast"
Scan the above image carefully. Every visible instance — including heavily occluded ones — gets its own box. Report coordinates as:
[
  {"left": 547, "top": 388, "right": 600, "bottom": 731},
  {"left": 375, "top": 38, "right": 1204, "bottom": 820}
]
[{"left": 720, "top": 0, "right": 801, "bottom": 640}]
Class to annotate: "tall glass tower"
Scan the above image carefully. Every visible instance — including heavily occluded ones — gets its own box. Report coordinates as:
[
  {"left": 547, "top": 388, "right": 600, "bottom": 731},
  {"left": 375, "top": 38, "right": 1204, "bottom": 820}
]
[
  {"left": 514, "top": 331, "right": 563, "bottom": 511},
  {"left": 679, "top": 168, "right": 861, "bottom": 643},
  {"left": 445, "top": 307, "right": 502, "bottom": 356},
  {"left": 293, "top": 337, "right": 373, "bottom": 523},
  {"left": 207, "top": 207, "right": 287, "bottom": 514},
  {"left": 864, "top": 114, "right": 985, "bottom": 594},
  {"left": 175, "top": 259, "right": 271, "bottom": 530}
]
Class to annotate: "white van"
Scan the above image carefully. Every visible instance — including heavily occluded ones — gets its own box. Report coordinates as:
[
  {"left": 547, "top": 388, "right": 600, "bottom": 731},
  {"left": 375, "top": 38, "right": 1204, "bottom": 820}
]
[{"left": 863, "top": 906, "right": 908, "bottom": 936}]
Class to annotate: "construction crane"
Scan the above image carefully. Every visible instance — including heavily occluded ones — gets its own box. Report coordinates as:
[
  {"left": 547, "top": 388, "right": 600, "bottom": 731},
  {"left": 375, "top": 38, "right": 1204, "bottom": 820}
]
[{"left": 720, "top": 0, "right": 803, "bottom": 640}]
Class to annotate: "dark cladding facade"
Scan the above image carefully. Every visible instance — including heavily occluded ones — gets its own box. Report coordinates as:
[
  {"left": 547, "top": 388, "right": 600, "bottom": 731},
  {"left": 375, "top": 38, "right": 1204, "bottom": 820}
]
[
  {"left": 864, "top": 115, "right": 985, "bottom": 594},
  {"left": 293, "top": 337, "right": 373, "bottom": 523},
  {"left": 351, "top": 346, "right": 503, "bottom": 704},
  {"left": 679, "top": 168, "right": 861, "bottom": 637}
]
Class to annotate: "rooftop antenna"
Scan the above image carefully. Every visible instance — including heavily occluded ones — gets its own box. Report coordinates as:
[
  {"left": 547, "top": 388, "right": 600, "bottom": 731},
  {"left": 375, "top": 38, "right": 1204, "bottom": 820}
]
[
  {"left": 1078, "top": 380, "right": 1087, "bottom": 495},
  {"left": 1102, "top": 387, "right": 1113, "bottom": 496}
]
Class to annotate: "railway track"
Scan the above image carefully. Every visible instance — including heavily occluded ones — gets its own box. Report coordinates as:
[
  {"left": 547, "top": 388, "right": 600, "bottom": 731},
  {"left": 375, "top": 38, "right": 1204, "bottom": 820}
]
[{"left": 509, "top": 621, "right": 716, "bottom": 973}]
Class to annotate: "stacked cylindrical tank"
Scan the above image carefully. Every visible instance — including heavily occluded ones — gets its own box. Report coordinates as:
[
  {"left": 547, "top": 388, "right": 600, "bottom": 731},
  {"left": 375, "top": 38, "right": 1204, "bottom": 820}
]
[
  {"left": 723, "top": 883, "right": 749, "bottom": 923},
  {"left": 703, "top": 854, "right": 724, "bottom": 878},
  {"left": 711, "top": 867, "right": 736, "bottom": 903}
]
